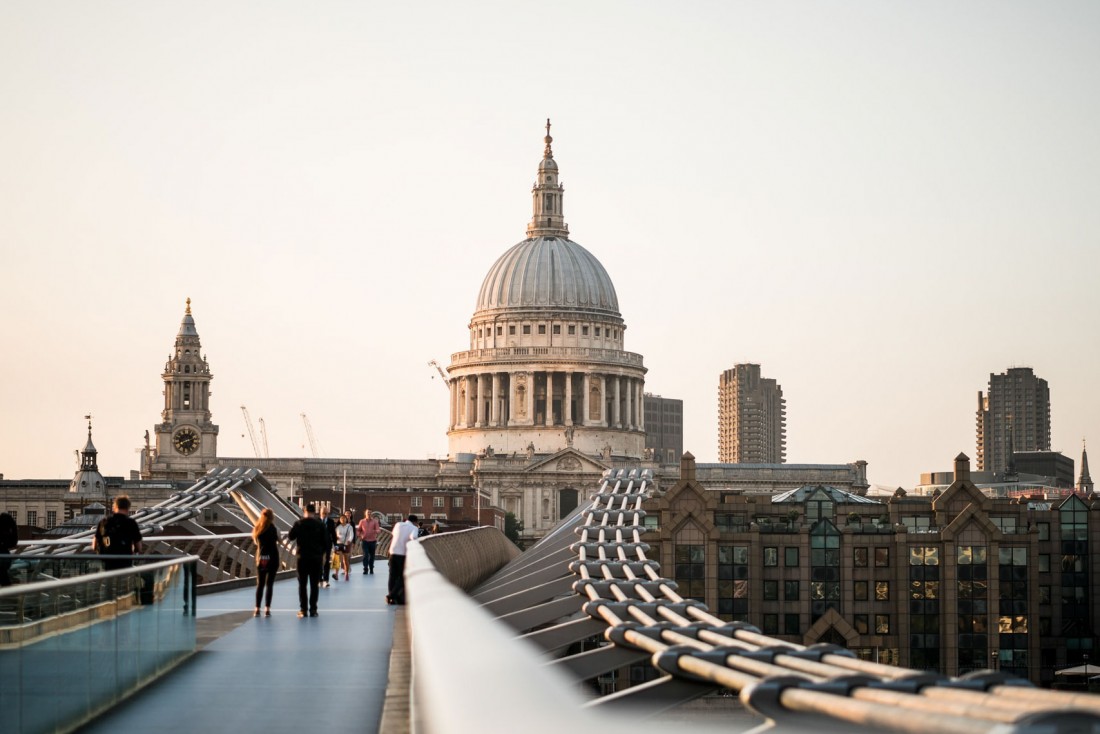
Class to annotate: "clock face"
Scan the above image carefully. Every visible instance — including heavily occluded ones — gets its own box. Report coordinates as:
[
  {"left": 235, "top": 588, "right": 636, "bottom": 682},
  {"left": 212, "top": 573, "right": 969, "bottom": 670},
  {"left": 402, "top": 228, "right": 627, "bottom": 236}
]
[{"left": 173, "top": 428, "right": 200, "bottom": 455}]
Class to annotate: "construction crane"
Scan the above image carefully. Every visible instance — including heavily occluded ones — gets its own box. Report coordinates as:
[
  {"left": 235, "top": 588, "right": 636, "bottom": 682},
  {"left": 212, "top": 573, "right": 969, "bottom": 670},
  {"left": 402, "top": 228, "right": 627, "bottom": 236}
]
[
  {"left": 240, "top": 406, "right": 262, "bottom": 458},
  {"left": 258, "top": 417, "right": 270, "bottom": 458},
  {"left": 301, "top": 413, "right": 322, "bottom": 458},
  {"left": 428, "top": 360, "right": 449, "bottom": 390}
]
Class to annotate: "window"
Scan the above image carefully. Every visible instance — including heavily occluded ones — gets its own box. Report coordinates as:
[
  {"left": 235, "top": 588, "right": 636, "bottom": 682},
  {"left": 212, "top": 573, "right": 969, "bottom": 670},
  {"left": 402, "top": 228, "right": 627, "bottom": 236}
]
[
  {"left": 784, "top": 581, "right": 800, "bottom": 601},
  {"left": 854, "top": 580, "right": 868, "bottom": 600},
  {"left": 582, "top": 326, "right": 589, "bottom": 336},
  {"left": 452, "top": 497, "right": 464, "bottom": 508},
  {"left": 46, "top": 511, "right": 56, "bottom": 529},
  {"left": 784, "top": 614, "right": 800, "bottom": 635},
  {"left": 784, "top": 547, "right": 799, "bottom": 567},
  {"left": 717, "top": 545, "right": 749, "bottom": 621},
  {"left": 568, "top": 325, "right": 575, "bottom": 335},
  {"left": 538, "top": 324, "right": 546, "bottom": 335},
  {"left": 552, "top": 325, "right": 560, "bottom": 335},
  {"left": 854, "top": 614, "right": 869, "bottom": 635},
  {"left": 595, "top": 327, "right": 601, "bottom": 336},
  {"left": 902, "top": 516, "right": 931, "bottom": 532},
  {"left": 523, "top": 325, "right": 531, "bottom": 335},
  {"left": 763, "top": 614, "right": 779, "bottom": 635},
  {"left": 1037, "top": 522, "right": 1049, "bottom": 541},
  {"left": 27, "top": 511, "right": 37, "bottom": 527},
  {"left": 1038, "top": 554, "right": 1050, "bottom": 572},
  {"left": 875, "top": 614, "right": 890, "bottom": 634},
  {"left": 674, "top": 544, "right": 705, "bottom": 602},
  {"left": 991, "top": 516, "right": 1017, "bottom": 534},
  {"left": 6, "top": 510, "right": 15, "bottom": 522},
  {"left": 763, "top": 547, "right": 778, "bottom": 566},
  {"left": 509, "top": 325, "right": 516, "bottom": 335},
  {"left": 433, "top": 497, "right": 445, "bottom": 508},
  {"left": 763, "top": 580, "right": 779, "bottom": 600},
  {"left": 1039, "top": 586, "right": 1051, "bottom": 604},
  {"left": 875, "top": 581, "right": 890, "bottom": 601},
  {"left": 411, "top": 497, "right": 422, "bottom": 507},
  {"left": 496, "top": 326, "right": 503, "bottom": 336},
  {"left": 874, "top": 548, "right": 890, "bottom": 567},
  {"left": 854, "top": 547, "right": 869, "bottom": 567}
]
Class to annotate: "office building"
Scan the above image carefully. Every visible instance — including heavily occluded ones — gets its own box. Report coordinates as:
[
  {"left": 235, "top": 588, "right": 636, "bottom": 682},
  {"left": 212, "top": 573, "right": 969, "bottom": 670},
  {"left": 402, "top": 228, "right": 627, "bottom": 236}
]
[
  {"left": 643, "top": 393, "right": 683, "bottom": 465},
  {"left": 976, "top": 367, "right": 1051, "bottom": 472}
]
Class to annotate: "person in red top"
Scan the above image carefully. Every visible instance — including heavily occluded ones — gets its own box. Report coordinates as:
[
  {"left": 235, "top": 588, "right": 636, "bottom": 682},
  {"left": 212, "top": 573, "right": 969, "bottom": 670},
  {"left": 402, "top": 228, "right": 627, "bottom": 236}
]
[{"left": 357, "top": 508, "right": 381, "bottom": 575}]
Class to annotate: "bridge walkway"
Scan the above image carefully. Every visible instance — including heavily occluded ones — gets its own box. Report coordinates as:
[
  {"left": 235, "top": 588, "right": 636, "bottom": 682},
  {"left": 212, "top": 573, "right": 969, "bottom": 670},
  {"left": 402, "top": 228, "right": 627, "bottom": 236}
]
[{"left": 77, "top": 570, "right": 398, "bottom": 734}]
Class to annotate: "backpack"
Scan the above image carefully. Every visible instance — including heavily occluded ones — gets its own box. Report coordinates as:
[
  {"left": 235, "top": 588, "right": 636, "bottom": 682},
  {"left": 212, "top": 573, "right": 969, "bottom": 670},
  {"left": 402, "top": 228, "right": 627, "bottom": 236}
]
[
  {"left": 98, "top": 515, "right": 133, "bottom": 555},
  {"left": 0, "top": 513, "right": 17, "bottom": 551}
]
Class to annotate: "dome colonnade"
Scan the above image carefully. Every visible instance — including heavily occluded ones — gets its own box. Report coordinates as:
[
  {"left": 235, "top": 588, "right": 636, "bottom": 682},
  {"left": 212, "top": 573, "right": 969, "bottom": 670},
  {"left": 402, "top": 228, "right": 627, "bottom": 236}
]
[{"left": 446, "top": 122, "right": 646, "bottom": 460}]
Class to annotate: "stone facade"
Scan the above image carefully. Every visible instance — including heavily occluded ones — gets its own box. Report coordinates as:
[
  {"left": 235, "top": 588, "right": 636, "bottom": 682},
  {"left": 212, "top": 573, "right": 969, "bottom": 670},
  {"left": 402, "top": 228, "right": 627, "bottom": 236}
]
[{"left": 645, "top": 452, "right": 1098, "bottom": 686}]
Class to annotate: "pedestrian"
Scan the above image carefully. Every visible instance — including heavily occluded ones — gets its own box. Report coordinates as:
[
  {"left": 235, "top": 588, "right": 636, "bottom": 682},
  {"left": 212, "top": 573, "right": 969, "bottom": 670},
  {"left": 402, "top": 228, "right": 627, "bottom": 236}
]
[
  {"left": 251, "top": 508, "right": 279, "bottom": 617},
  {"left": 430, "top": 522, "right": 441, "bottom": 535},
  {"left": 386, "top": 513, "right": 420, "bottom": 606},
  {"left": 357, "top": 509, "right": 381, "bottom": 575},
  {"left": 319, "top": 506, "right": 336, "bottom": 587},
  {"left": 92, "top": 495, "right": 143, "bottom": 570},
  {"left": 288, "top": 503, "right": 326, "bottom": 618},
  {"left": 334, "top": 513, "right": 354, "bottom": 581},
  {"left": 0, "top": 511, "right": 18, "bottom": 587},
  {"left": 417, "top": 520, "right": 428, "bottom": 538}
]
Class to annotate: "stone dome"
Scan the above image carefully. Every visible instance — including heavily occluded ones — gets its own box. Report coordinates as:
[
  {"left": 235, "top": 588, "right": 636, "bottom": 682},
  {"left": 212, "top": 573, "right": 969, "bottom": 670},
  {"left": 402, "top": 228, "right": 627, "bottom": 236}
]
[{"left": 475, "top": 236, "right": 620, "bottom": 315}]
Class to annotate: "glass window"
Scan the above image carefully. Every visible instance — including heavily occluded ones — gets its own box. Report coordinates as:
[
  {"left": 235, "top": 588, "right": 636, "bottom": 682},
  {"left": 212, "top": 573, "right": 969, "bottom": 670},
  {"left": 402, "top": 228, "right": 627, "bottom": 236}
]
[
  {"left": 763, "top": 614, "right": 778, "bottom": 634},
  {"left": 674, "top": 544, "right": 705, "bottom": 602},
  {"left": 523, "top": 325, "right": 531, "bottom": 335},
  {"left": 784, "top": 581, "right": 799, "bottom": 601},
  {"left": 854, "top": 547, "right": 869, "bottom": 567},
  {"left": 582, "top": 326, "right": 589, "bottom": 336},
  {"left": 433, "top": 497, "right": 445, "bottom": 508},
  {"left": 1039, "top": 554, "right": 1050, "bottom": 572},
  {"left": 854, "top": 580, "right": 869, "bottom": 600},
  {"left": 763, "top": 547, "right": 778, "bottom": 567},
  {"left": 874, "top": 548, "right": 890, "bottom": 567},
  {"left": 763, "top": 580, "right": 778, "bottom": 600},
  {"left": 568, "top": 325, "right": 576, "bottom": 335},
  {"left": 785, "top": 547, "right": 799, "bottom": 567},
  {"left": 452, "top": 497, "right": 463, "bottom": 508},
  {"left": 538, "top": 324, "right": 546, "bottom": 335},
  {"left": 552, "top": 325, "right": 560, "bottom": 335},
  {"left": 875, "top": 614, "right": 891, "bottom": 634},
  {"left": 854, "top": 614, "right": 869, "bottom": 635},
  {"left": 784, "top": 614, "right": 800, "bottom": 635},
  {"left": 509, "top": 325, "right": 516, "bottom": 335},
  {"left": 875, "top": 581, "right": 890, "bottom": 601},
  {"left": 1037, "top": 522, "right": 1049, "bottom": 541}
]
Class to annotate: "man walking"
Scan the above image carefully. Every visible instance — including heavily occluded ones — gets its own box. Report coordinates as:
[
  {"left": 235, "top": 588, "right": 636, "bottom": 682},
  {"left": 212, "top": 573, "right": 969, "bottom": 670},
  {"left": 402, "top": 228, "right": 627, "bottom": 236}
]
[
  {"left": 386, "top": 513, "right": 420, "bottom": 606},
  {"left": 319, "top": 506, "right": 336, "bottom": 587},
  {"left": 93, "top": 495, "right": 143, "bottom": 570},
  {"left": 357, "top": 509, "right": 381, "bottom": 575},
  {"left": 288, "top": 504, "right": 326, "bottom": 618}
]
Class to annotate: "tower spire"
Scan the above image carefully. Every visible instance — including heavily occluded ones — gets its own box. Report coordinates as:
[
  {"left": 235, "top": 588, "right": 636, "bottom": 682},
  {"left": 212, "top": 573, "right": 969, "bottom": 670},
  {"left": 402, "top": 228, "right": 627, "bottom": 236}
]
[
  {"left": 1080, "top": 439, "right": 1094, "bottom": 494},
  {"left": 526, "top": 119, "right": 569, "bottom": 238}
]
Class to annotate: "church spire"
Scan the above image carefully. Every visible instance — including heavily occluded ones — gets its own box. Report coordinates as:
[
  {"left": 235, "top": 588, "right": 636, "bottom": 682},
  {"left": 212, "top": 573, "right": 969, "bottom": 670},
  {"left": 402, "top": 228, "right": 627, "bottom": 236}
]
[
  {"left": 526, "top": 119, "right": 570, "bottom": 239},
  {"left": 1079, "top": 439, "right": 1094, "bottom": 494},
  {"left": 81, "top": 414, "right": 98, "bottom": 471}
]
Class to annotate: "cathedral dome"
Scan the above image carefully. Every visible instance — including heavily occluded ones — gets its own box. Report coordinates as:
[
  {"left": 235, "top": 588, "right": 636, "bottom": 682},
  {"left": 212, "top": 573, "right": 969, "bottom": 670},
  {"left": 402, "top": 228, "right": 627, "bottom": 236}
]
[{"left": 475, "top": 236, "right": 619, "bottom": 315}]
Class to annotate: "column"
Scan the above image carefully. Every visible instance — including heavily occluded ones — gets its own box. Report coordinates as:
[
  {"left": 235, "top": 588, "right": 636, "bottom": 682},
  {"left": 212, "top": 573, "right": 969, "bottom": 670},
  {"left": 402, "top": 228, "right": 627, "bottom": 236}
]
[
  {"left": 582, "top": 372, "right": 591, "bottom": 426},
  {"left": 613, "top": 376, "right": 621, "bottom": 428},
  {"left": 637, "top": 382, "right": 645, "bottom": 432},
  {"left": 448, "top": 380, "right": 456, "bottom": 429},
  {"left": 629, "top": 378, "right": 638, "bottom": 431},
  {"left": 490, "top": 373, "right": 501, "bottom": 427},
  {"left": 476, "top": 374, "right": 487, "bottom": 427},
  {"left": 526, "top": 372, "right": 534, "bottom": 425},
  {"left": 465, "top": 376, "right": 475, "bottom": 427},
  {"left": 546, "top": 371, "right": 554, "bottom": 426},
  {"left": 599, "top": 374, "right": 607, "bottom": 427},
  {"left": 564, "top": 371, "right": 573, "bottom": 426}
]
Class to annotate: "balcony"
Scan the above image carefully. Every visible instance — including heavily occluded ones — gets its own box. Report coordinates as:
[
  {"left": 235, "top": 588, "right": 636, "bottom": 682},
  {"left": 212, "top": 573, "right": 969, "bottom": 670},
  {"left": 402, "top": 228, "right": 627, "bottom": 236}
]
[{"left": 450, "top": 346, "right": 644, "bottom": 369}]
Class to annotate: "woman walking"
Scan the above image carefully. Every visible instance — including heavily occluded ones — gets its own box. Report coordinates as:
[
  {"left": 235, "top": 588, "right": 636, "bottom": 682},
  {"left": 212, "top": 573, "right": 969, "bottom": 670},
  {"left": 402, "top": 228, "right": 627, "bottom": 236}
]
[
  {"left": 252, "top": 508, "right": 280, "bottom": 616},
  {"left": 334, "top": 513, "right": 355, "bottom": 581}
]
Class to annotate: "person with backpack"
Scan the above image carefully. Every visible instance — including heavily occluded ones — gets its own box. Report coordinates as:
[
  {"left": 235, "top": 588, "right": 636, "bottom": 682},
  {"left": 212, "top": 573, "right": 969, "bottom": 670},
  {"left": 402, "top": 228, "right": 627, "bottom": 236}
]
[
  {"left": 0, "top": 511, "right": 18, "bottom": 586},
  {"left": 93, "top": 495, "right": 143, "bottom": 570}
]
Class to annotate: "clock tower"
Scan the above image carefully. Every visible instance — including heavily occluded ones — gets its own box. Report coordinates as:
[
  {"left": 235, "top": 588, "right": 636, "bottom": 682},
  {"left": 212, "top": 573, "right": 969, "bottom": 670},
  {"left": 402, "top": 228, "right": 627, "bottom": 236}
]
[{"left": 143, "top": 299, "right": 219, "bottom": 479}]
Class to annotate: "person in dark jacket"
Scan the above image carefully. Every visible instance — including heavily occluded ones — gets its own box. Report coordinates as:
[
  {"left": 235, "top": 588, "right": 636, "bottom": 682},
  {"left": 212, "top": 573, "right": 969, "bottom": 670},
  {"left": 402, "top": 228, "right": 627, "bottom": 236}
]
[
  {"left": 319, "top": 506, "right": 337, "bottom": 587},
  {"left": 288, "top": 504, "right": 326, "bottom": 618},
  {"left": 93, "top": 495, "right": 143, "bottom": 570},
  {"left": 251, "top": 508, "right": 280, "bottom": 617}
]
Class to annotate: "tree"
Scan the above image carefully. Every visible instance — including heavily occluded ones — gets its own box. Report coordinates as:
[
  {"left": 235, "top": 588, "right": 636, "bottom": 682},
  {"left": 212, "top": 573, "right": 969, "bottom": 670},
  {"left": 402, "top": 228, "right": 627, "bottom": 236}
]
[{"left": 504, "top": 512, "right": 524, "bottom": 548}]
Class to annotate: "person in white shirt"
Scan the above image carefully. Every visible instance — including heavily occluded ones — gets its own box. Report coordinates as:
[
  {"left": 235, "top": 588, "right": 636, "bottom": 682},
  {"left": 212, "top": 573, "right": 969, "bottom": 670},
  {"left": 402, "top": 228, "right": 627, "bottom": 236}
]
[{"left": 386, "top": 514, "right": 420, "bottom": 605}]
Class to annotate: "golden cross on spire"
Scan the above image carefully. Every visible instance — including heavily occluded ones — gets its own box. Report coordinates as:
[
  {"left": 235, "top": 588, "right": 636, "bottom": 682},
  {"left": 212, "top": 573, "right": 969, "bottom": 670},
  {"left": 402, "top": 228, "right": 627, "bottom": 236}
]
[{"left": 543, "top": 118, "right": 553, "bottom": 157}]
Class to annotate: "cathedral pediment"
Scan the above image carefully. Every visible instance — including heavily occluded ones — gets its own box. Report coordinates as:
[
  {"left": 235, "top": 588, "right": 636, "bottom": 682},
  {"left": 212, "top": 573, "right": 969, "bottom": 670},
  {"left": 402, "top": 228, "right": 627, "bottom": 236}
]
[{"left": 526, "top": 449, "right": 608, "bottom": 475}]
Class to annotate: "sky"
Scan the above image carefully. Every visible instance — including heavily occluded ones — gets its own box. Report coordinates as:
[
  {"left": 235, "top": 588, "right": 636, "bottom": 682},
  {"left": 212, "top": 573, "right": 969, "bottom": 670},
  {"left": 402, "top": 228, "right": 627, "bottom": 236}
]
[{"left": 1, "top": 1, "right": 1097, "bottom": 489}]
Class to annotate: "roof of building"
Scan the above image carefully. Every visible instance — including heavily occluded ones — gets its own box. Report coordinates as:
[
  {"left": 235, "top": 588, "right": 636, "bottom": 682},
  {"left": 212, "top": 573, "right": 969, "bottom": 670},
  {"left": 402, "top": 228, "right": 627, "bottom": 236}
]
[{"left": 772, "top": 484, "right": 881, "bottom": 505}]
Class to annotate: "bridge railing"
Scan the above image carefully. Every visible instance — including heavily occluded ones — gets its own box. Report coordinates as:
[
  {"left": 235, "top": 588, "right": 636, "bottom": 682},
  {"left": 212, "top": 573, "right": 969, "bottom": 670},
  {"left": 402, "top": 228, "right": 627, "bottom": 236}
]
[
  {"left": 0, "top": 556, "right": 198, "bottom": 734},
  {"left": 403, "top": 469, "right": 1100, "bottom": 734}
]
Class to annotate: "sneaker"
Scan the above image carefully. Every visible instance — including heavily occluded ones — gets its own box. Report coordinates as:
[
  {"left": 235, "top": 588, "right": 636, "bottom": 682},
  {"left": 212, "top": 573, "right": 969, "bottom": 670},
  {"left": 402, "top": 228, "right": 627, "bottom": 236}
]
[
  {"left": 309, "top": 611, "right": 319, "bottom": 617},
  {"left": 297, "top": 611, "right": 306, "bottom": 618},
  {"left": 264, "top": 609, "right": 271, "bottom": 617},
  {"left": 253, "top": 608, "right": 260, "bottom": 617}
]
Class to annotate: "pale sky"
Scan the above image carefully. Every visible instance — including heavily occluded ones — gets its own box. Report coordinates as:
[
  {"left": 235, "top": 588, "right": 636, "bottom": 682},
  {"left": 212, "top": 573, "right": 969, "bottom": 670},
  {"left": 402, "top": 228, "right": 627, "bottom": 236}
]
[{"left": 1, "top": 1, "right": 1097, "bottom": 489}]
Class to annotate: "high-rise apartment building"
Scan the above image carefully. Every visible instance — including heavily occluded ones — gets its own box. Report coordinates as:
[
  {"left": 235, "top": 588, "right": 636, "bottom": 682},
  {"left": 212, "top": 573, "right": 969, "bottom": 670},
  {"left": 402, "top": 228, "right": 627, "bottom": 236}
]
[
  {"left": 975, "top": 367, "right": 1051, "bottom": 472},
  {"left": 718, "top": 364, "right": 786, "bottom": 463},
  {"left": 643, "top": 393, "right": 683, "bottom": 465}
]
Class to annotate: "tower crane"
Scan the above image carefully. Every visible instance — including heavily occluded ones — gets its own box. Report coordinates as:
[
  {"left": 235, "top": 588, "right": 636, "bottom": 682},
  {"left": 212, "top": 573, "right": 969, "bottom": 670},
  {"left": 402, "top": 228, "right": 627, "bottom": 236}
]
[
  {"left": 258, "top": 417, "right": 270, "bottom": 458},
  {"left": 428, "top": 360, "right": 449, "bottom": 390},
  {"left": 240, "top": 406, "right": 262, "bottom": 458},
  {"left": 301, "top": 413, "right": 322, "bottom": 458}
]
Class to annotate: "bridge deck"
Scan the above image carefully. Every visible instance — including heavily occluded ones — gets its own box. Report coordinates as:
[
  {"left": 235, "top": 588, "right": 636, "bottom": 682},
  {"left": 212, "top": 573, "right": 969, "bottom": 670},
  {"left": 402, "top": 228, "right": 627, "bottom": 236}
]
[{"left": 78, "top": 570, "right": 397, "bottom": 734}]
